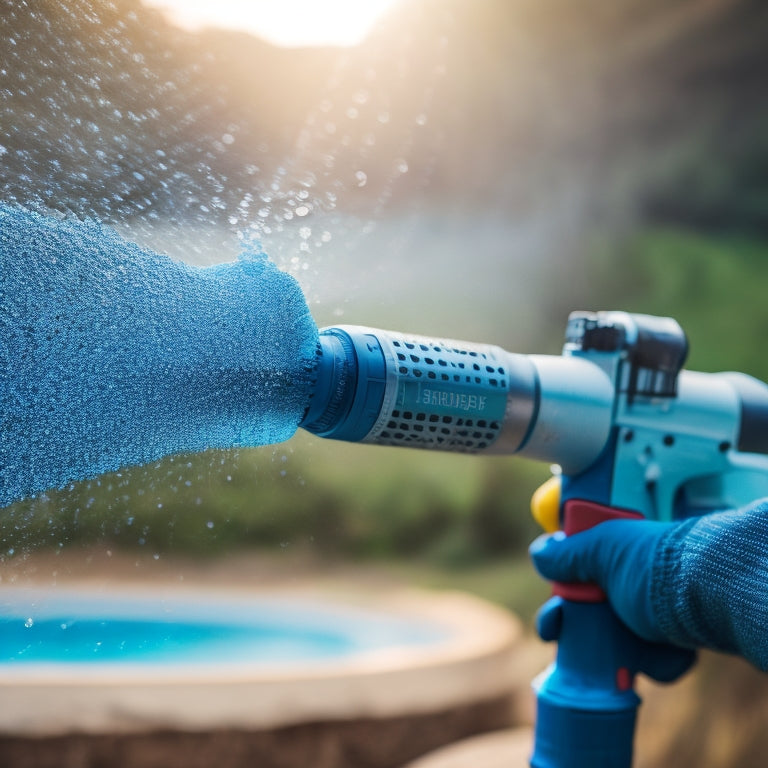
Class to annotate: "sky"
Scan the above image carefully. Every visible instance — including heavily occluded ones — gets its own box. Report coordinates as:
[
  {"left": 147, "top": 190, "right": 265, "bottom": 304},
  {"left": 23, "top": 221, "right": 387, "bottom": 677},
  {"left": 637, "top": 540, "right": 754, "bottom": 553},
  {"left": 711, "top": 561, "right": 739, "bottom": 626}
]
[{"left": 141, "top": 0, "right": 400, "bottom": 47}]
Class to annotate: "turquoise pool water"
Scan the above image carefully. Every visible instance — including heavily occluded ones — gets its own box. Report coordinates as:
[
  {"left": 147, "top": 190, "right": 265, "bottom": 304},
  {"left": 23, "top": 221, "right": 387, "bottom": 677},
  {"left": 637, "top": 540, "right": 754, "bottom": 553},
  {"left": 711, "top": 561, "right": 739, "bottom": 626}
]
[{"left": 0, "top": 590, "right": 445, "bottom": 666}]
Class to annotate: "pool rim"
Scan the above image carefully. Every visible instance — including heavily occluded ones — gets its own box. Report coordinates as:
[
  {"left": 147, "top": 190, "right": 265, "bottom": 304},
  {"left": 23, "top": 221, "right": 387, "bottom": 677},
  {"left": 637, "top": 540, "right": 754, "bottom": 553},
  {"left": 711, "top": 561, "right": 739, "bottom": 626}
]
[{"left": 0, "top": 582, "right": 523, "bottom": 735}]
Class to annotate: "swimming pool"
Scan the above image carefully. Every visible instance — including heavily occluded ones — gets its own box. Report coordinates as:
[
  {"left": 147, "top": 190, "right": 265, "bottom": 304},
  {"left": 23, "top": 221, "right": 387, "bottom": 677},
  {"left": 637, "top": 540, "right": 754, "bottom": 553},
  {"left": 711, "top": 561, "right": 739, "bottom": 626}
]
[{"left": 0, "top": 582, "right": 526, "bottom": 768}]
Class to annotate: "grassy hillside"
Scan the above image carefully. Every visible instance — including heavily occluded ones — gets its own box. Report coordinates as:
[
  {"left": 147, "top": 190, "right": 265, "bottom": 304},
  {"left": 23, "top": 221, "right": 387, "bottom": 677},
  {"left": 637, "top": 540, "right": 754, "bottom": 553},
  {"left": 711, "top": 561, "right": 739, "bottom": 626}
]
[{"left": 3, "top": 0, "right": 767, "bottom": 230}]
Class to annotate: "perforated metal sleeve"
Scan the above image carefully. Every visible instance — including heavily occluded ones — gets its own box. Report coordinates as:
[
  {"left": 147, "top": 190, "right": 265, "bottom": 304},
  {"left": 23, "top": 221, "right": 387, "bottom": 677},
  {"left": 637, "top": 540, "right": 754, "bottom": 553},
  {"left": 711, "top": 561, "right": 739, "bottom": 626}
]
[
  {"left": 364, "top": 328, "right": 537, "bottom": 453},
  {"left": 302, "top": 326, "right": 539, "bottom": 455}
]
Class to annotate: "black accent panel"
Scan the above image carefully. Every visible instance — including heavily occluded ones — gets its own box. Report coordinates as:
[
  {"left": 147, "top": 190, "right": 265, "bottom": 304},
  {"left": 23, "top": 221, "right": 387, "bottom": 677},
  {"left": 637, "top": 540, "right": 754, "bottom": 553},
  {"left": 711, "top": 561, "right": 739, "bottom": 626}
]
[
  {"left": 566, "top": 312, "right": 688, "bottom": 399},
  {"left": 723, "top": 373, "right": 768, "bottom": 455}
]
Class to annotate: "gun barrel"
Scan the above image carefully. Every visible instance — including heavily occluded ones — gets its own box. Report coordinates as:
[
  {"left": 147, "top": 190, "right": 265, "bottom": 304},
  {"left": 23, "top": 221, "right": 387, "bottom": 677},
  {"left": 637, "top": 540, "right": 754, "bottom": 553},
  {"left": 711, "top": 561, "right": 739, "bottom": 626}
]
[{"left": 300, "top": 326, "right": 613, "bottom": 474}]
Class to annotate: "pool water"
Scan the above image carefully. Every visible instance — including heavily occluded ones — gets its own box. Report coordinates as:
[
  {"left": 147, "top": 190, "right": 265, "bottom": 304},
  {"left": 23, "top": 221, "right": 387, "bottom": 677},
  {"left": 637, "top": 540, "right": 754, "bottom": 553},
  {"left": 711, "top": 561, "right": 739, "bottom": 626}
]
[
  {"left": 0, "top": 590, "right": 446, "bottom": 667},
  {"left": 2, "top": 616, "right": 357, "bottom": 665}
]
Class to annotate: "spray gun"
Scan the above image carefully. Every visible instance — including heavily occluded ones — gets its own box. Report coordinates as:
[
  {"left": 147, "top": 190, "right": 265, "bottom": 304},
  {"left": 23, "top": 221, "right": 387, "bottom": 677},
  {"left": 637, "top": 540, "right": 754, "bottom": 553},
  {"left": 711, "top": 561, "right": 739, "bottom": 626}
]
[{"left": 299, "top": 311, "right": 768, "bottom": 767}]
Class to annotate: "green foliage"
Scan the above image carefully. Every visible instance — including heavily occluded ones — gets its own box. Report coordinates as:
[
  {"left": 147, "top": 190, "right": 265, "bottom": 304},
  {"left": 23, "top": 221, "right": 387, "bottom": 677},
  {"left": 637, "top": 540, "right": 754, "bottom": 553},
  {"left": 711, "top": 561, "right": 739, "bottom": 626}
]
[
  {"left": 640, "top": 117, "right": 768, "bottom": 238},
  {"left": 587, "top": 227, "right": 768, "bottom": 379},
  {"left": 0, "top": 433, "right": 549, "bottom": 566}
]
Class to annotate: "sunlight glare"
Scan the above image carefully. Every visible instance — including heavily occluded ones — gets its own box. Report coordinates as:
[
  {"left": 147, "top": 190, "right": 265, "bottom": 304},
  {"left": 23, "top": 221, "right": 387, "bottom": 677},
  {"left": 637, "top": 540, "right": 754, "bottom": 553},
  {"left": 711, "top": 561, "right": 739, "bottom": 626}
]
[{"left": 142, "top": 0, "right": 400, "bottom": 48}]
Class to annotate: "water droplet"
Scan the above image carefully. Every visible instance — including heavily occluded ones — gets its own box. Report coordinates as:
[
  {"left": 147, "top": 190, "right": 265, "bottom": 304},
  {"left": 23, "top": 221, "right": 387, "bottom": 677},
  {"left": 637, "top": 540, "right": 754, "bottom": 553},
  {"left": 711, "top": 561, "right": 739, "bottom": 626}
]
[
  {"left": 206, "top": 521, "right": 214, "bottom": 529},
  {"left": 299, "top": 226, "right": 311, "bottom": 240},
  {"left": 221, "top": 133, "right": 235, "bottom": 145},
  {"left": 295, "top": 205, "right": 310, "bottom": 217},
  {"left": 355, "top": 170, "right": 368, "bottom": 187},
  {"left": 24, "top": 618, "right": 34, "bottom": 628}
]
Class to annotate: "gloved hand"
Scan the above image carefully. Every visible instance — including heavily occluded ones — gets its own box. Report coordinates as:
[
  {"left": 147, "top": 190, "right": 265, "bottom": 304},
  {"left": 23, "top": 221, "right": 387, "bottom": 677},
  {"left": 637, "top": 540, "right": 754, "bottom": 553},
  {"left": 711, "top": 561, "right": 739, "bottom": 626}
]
[
  {"left": 529, "top": 519, "right": 679, "bottom": 645},
  {"left": 532, "top": 503, "right": 768, "bottom": 673},
  {"left": 530, "top": 518, "right": 698, "bottom": 682}
]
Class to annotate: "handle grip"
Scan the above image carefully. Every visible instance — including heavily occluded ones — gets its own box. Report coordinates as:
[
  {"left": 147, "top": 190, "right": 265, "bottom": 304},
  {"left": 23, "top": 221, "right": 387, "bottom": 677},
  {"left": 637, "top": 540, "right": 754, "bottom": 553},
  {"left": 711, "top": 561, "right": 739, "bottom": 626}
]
[
  {"left": 531, "top": 500, "right": 644, "bottom": 768},
  {"left": 531, "top": 600, "right": 642, "bottom": 767}
]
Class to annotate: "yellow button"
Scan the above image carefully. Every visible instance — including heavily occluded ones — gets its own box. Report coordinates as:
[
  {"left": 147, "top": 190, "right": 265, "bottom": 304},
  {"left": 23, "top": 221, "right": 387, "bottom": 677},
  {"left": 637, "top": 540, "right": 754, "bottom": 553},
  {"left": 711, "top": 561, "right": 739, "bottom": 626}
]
[{"left": 531, "top": 475, "right": 561, "bottom": 533}]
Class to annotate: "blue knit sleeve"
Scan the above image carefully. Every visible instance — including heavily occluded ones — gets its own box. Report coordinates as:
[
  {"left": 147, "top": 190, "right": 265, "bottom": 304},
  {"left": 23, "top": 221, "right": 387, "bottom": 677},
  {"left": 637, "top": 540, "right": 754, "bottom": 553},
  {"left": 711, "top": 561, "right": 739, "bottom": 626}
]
[{"left": 651, "top": 501, "right": 768, "bottom": 671}]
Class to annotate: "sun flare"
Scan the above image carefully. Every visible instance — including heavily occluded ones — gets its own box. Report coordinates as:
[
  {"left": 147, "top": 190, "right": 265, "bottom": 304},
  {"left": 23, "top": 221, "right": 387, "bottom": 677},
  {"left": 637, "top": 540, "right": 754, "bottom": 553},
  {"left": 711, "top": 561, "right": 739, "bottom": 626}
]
[{"left": 142, "top": 0, "right": 400, "bottom": 48}]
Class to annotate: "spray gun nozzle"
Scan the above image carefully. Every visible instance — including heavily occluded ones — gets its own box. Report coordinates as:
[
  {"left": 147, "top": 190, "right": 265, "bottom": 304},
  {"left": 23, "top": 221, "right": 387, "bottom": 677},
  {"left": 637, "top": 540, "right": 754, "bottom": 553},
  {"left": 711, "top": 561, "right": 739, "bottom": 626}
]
[{"left": 300, "top": 327, "right": 388, "bottom": 441}]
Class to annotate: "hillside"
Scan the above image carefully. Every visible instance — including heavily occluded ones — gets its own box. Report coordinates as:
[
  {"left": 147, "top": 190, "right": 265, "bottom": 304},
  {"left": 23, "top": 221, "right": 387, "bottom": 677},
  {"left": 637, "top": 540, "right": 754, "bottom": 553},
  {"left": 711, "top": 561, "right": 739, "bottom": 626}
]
[{"left": 1, "top": 0, "right": 767, "bottom": 234}]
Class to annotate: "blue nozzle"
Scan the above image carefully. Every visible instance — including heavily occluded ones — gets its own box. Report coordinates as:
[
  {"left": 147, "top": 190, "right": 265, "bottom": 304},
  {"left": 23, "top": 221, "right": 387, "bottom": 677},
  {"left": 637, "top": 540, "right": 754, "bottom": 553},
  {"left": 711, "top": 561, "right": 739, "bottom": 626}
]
[
  {"left": 300, "top": 325, "right": 523, "bottom": 452},
  {"left": 300, "top": 327, "right": 388, "bottom": 442}
]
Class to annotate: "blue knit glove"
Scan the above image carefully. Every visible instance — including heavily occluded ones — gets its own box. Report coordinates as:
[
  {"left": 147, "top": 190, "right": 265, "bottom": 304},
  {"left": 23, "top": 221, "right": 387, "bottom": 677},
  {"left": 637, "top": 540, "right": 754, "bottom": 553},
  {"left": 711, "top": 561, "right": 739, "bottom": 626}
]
[
  {"left": 530, "top": 518, "right": 699, "bottom": 683},
  {"left": 529, "top": 519, "right": 677, "bottom": 645},
  {"left": 530, "top": 505, "right": 768, "bottom": 672}
]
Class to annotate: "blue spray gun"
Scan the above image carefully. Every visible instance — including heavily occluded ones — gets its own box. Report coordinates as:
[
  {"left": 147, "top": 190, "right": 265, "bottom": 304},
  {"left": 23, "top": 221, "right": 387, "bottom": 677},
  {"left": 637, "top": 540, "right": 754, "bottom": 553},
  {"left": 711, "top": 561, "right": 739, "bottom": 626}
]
[{"left": 299, "top": 311, "right": 768, "bottom": 767}]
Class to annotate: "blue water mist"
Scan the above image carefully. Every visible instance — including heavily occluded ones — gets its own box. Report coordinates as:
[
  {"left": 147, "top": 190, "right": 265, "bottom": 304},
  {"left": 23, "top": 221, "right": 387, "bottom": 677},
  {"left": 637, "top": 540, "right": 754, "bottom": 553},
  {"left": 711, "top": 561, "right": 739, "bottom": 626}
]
[{"left": 0, "top": 205, "right": 319, "bottom": 507}]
